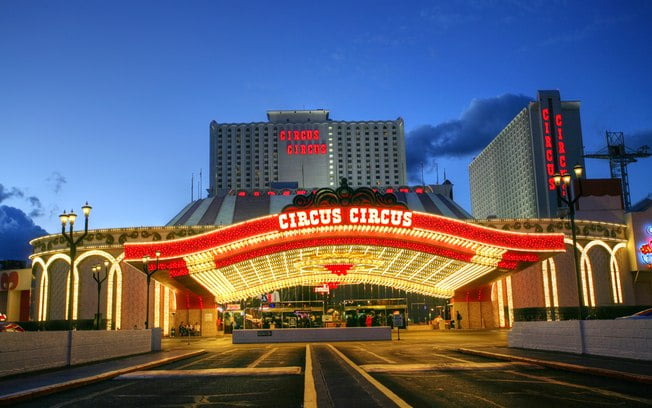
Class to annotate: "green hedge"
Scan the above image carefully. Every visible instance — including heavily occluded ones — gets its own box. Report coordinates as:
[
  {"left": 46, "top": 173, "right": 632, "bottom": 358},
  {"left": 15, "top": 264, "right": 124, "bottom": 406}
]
[{"left": 513, "top": 305, "right": 651, "bottom": 321}]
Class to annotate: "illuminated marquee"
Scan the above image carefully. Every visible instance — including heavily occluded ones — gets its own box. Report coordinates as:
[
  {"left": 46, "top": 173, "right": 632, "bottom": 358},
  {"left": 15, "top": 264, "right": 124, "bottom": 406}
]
[
  {"left": 278, "top": 207, "right": 413, "bottom": 230},
  {"left": 279, "top": 129, "right": 327, "bottom": 155}
]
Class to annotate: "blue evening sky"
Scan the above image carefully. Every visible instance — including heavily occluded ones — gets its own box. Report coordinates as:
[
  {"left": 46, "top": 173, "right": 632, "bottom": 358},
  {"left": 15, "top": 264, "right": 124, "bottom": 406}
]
[{"left": 1, "top": 1, "right": 651, "bottom": 259}]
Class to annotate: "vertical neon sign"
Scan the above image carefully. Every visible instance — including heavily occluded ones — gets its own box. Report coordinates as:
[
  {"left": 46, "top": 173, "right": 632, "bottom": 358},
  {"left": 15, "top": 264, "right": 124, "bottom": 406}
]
[{"left": 541, "top": 101, "right": 568, "bottom": 196}]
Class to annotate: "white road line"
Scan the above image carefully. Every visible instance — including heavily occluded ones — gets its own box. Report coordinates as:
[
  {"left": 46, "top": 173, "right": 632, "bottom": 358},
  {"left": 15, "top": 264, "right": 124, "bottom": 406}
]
[
  {"left": 174, "top": 353, "right": 217, "bottom": 370},
  {"left": 452, "top": 391, "right": 507, "bottom": 408},
  {"left": 303, "top": 345, "right": 317, "bottom": 408},
  {"left": 327, "top": 345, "right": 411, "bottom": 408},
  {"left": 361, "top": 362, "right": 536, "bottom": 373},
  {"left": 433, "top": 348, "right": 473, "bottom": 363},
  {"left": 505, "top": 370, "right": 652, "bottom": 405},
  {"left": 50, "top": 382, "right": 134, "bottom": 408},
  {"left": 116, "top": 367, "right": 302, "bottom": 379},
  {"left": 247, "top": 347, "right": 278, "bottom": 368},
  {"left": 354, "top": 346, "right": 397, "bottom": 364}
]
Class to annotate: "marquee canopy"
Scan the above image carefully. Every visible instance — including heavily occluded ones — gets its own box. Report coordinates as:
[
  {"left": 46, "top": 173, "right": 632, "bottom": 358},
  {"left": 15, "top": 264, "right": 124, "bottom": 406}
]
[{"left": 124, "top": 182, "right": 565, "bottom": 302}]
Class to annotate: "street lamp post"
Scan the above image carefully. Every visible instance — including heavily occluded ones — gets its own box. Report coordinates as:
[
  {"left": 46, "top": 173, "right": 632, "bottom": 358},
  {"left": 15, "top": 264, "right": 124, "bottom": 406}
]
[
  {"left": 141, "top": 251, "right": 160, "bottom": 329},
  {"left": 92, "top": 261, "right": 109, "bottom": 330},
  {"left": 59, "top": 202, "right": 92, "bottom": 330},
  {"left": 553, "top": 164, "right": 585, "bottom": 322}
]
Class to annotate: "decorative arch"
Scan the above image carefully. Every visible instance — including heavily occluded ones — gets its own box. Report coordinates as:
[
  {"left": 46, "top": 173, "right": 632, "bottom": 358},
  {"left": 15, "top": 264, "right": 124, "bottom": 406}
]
[
  {"left": 31, "top": 257, "right": 47, "bottom": 321},
  {"left": 581, "top": 240, "right": 614, "bottom": 307},
  {"left": 541, "top": 258, "right": 559, "bottom": 317},
  {"left": 45, "top": 253, "right": 74, "bottom": 319},
  {"left": 67, "top": 250, "right": 117, "bottom": 320},
  {"left": 610, "top": 243, "right": 627, "bottom": 303},
  {"left": 108, "top": 253, "right": 125, "bottom": 329},
  {"left": 125, "top": 203, "right": 566, "bottom": 303},
  {"left": 563, "top": 237, "right": 584, "bottom": 252}
]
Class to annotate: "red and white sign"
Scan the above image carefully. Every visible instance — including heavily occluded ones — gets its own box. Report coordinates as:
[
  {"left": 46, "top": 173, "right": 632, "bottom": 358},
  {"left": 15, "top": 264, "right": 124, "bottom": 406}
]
[
  {"left": 314, "top": 284, "right": 330, "bottom": 294},
  {"left": 278, "top": 207, "right": 413, "bottom": 230}
]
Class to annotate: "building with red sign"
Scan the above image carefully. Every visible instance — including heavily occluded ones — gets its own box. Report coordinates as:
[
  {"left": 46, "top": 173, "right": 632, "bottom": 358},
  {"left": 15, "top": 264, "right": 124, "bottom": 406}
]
[
  {"left": 209, "top": 110, "right": 407, "bottom": 193},
  {"left": 469, "top": 90, "right": 586, "bottom": 219}
]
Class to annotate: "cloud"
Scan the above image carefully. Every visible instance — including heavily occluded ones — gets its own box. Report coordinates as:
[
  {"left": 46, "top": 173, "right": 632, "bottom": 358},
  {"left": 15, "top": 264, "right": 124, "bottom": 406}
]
[
  {"left": 405, "top": 93, "right": 532, "bottom": 182},
  {"left": 46, "top": 171, "right": 67, "bottom": 194},
  {"left": 0, "top": 184, "right": 24, "bottom": 203},
  {"left": 0, "top": 183, "right": 45, "bottom": 218},
  {"left": 627, "top": 129, "right": 652, "bottom": 151},
  {"left": 0, "top": 205, "right": 48, "bottom": 261}
]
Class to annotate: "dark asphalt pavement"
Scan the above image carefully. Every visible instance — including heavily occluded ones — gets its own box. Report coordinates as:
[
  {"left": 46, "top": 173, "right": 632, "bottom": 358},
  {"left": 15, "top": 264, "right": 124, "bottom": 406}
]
[{"left": 1, "top": 328, "right": 650, "bottom": 406}]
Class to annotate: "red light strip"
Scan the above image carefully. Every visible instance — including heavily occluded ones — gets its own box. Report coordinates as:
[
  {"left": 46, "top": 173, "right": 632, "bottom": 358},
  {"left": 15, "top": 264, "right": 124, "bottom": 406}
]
[{"left": 124, "top": 211, "right": 564, "bottom": 261}]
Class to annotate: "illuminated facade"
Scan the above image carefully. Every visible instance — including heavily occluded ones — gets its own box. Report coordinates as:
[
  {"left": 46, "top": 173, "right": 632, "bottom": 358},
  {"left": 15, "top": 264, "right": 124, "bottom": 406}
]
[
  {"left": 469, "top": 90, "right": 586, "bottom": 219},
  {"left": 24, "top": 105, "right": 650, "bottom": 335},
  {"left": 209, "top": 110, "right": 407, "bottom": 192}
]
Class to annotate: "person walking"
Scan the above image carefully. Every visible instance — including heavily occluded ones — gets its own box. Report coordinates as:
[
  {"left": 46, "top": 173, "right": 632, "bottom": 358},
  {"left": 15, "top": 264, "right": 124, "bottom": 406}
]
[{"left": 456, "top": 311, "right": 462, "bottom": 329}]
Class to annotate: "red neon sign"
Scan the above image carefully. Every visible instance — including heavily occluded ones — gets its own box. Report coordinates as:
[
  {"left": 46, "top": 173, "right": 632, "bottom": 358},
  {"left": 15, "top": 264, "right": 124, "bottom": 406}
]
[
  {"left": 279, "top": 129, "right": 327, "bottom": 156},
  {"left": 286, "top": 143, "right": 327, "bottom": 155},
  {"left": 279, "top": 129, "right": 320, "bottom": 141},
  {"left": 541, "top": 108, "right": 568, "bottom": 195}
]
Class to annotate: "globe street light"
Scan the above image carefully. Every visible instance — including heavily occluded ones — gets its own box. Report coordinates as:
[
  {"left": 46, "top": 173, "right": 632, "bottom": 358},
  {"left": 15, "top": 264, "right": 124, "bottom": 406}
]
[
  {"left": 92, "top": 260, "right": 109, "bottom": 330},
  {"left": 59, "top": 202, "right": 92, "bottom": 330},
  {"left": 553, "top": 164, "right": 585, "bottom": 321},
  {"left": 141, "top": 251, "right": 160, "bottom": 329}
]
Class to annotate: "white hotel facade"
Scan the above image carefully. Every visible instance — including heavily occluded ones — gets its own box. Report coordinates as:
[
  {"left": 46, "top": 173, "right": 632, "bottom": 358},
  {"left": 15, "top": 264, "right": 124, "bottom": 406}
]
[{"left": 208, "top": 110, "right": 407, "bottom": 194}]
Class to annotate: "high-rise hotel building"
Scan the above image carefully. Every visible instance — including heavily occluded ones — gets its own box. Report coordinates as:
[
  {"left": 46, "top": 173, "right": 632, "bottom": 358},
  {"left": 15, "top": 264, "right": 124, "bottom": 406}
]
[
  {"left": 469, "top": 90, "right": 586, "bottom": 219},
  {"left": 208, "top": 110, "right": 407, "bottom": 195}
]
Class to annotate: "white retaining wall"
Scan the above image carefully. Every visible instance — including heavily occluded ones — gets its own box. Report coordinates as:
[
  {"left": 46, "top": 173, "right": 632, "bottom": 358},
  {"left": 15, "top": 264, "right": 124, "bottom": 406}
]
[
  {"left": 0, "top": 329, "right": 161, "bottom": 378},
  {"left": 233, "top": 327, "right": 392, "bottom": 344},
  {"left": 509, "top": 320, "right": 652, "bottom": 360}
]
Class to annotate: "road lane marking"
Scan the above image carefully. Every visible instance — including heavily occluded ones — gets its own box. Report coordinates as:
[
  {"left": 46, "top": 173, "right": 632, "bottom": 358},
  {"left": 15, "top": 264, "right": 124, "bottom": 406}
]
[
  {"left": 327, "top": 344, "right": 411, "bottom": 408},
  {"left": 303, "top": 345, "right": 317, "bottom": 408},
  {"left": 174, "top": 353, "right": 217, "bottom": 369},
  {"left": 452, "top": 391, "right": 507, "bottom": 408},
  {"left": 504, "top": 370, "right": 652, "bottom": 405},
  {"left": 361, "top": 362, "right": 537, "bottom": 373},
  {"left": 115, "top": 366, "right": 302, "bottom": 379},
  {"left": 50, "top": 383, "right": 134, "bottom": 408},
  {"left": 458, "top": 347, "right": 652, "bottom": 385},
  {"left": 432, "top": 348, "right": 473, "bottom": 363},
  {"left": 247, "top": 347, "right": 278, "bottom": 368},
  {"left": 354, "top": 346, "right": 397, "bottom": 364}
]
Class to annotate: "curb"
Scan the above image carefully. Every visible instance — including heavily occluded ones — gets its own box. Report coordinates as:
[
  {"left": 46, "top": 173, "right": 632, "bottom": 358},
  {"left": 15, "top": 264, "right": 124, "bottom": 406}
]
[
  {"left": 457, "top": 348, "right": 652, "bottom": 385},
  {"left": 0, "top": 350, "right": 205, "bottom": 405}
]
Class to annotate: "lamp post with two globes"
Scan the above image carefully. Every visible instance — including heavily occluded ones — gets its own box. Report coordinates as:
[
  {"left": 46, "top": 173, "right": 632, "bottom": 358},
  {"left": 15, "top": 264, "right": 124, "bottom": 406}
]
[
  {"left": 91, "top": 260, "right": 109, "bottom": 330},
  {"left": 553, "top": 164, "right": 585, "bottom": 321},
  {"left": 59, "top": 202, "right": 92, "bottom": 330}
]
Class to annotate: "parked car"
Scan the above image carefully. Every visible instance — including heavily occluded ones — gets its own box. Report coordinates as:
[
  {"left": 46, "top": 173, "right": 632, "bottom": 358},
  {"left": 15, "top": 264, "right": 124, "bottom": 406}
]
[
  {"left": 0, "top": 322, "right": 25, "bottom": 332},
  {"left": 616, "top": 308, "right": 652, "bottom": 320}
]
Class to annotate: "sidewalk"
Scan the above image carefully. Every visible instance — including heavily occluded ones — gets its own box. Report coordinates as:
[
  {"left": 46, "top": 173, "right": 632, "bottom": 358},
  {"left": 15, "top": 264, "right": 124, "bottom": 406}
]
[
  {"left": 0, "top": 349, "right": 204, "bottom": 405},
  {"left": 458, "top": 346, "right": 652, "bottom": 384}
]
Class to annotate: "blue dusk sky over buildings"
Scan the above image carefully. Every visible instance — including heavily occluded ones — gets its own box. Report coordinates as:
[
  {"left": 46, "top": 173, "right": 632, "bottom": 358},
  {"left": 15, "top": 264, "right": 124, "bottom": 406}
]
[{"left": 1, "top": 1, "right": 651, "bottom": 260}]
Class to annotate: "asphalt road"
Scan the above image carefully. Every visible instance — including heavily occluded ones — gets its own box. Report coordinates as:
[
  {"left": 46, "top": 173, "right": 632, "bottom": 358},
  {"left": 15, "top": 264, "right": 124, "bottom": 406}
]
[{"left": 10, "top": 330, "right": 652, "bottom": 407}]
